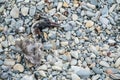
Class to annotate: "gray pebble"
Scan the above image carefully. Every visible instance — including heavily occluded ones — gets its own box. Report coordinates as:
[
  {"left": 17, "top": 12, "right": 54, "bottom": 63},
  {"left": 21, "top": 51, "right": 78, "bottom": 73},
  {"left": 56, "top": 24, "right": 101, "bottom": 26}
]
[
  {"left": 43, "top": 43, "right": 53, "bottom": 50},
  {"left": 92, "top": 67, "right": 103, "bottom": 74},
  {"left": 1, "top": 65, "right": 9, "bottom": 72},
  {"left": 76, "top": 68, "right": 91, "bottom": 78},
  {"left": 29, "top": 6, "right": 36, "bottom": 16},
  {"left": 0, "top": 60, "right": 3, "bottom": 66},
  {"left": 1, "top": 40, "right": 8, "bottom": 48},
  {"left": 0, "top": 72, "right": 8, "bottom": 79}
]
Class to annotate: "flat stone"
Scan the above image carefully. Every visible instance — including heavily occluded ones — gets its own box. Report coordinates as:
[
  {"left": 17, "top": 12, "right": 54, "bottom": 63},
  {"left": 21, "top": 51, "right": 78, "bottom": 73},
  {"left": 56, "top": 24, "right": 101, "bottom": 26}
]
[
  {"left": 85, "top": 20, "right": 94, "bottom": 28},
  {"left": 0, "top": 5, "right": 4, "bottom": 13},
  {"left": 21, "top": 75, "right": 35, "bottom": 80},
  {"left": 21, "top": 7, "right": 29, "bottom": 16},
  {"left": 4, "top": 59, "right": 15, "bottom": 66},
  {"left": 99, "top": 61, "right": 110, "bottom": 67},
  {"left": 13, "top": 64, "right": 24, "bottom": 72},
  {"left": 10, "top": 6, "right": 19, "bottom": 18},
  {"left": 71, "top": 73, "right": 81, "bottom": 80},
  {"left": 1, "top": 40, "right": 8, "bottom": 48},
  {"left": 72, "top": 14, "right": 78, "bottom": 21},
  {"left": 76, "top": 67, "right": 91, "bottom": 78},
  {"left": 57, "top": 2, "right": 63, "bottom": 11},
  {"left": 52, "top": 66, "right": 62, "bottom": 71},
  {"left": 115, "top": 58, "right": 120, "bottom": 67},
  {"left": 70, "top": 51, "right": 79, "bottom": 59},
  {"left": 29, "top": 6, "right": 36, "bottom": 16},
  {"left": 61, "top": 41, "right": 68, "bottom": 46},
  {"left": 39, "top": 71, "right": 46, "bottom": 77}
]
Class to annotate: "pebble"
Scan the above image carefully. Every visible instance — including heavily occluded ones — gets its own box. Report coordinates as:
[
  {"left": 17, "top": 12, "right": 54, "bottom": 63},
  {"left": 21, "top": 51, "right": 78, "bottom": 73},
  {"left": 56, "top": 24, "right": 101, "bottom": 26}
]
[
  {"left": 0, "top": 72, "right": 8, "bottom": 79},
  {"left": 71, "top": 73, "right": 81, "bottom": 80},
  {"left": 52, "top": 66, "right": 62, "bottom": 71},
  {"left": 21, "top": 75, "right": 34, "bottom": 80},
  {"left": 109, "top": 4, "right": 117, "bottom": 13},
  {"left": 0, "top": 5, "right": 4, "bottom": 13},
  {"left": 86, "top": 3, "right": 96, "bottom": 9},
  {"left": 1, "top": 40, "right": 8, "bottom": 48},
  {"left": 99, "top": 17, "right": 109, "bottom": 26},
  {"left": 115, "top": 58, "right": 120, "bottom": 67},
  {"left": 71, "top": 66, "right": 81, "bottom": 73},
  {"left": 116, "top": 0, "right": 120, "bottom": 3},
  {"left": 8, "top": 35, "right": 15, "bottom": 45},
  {"left": 92, "top": 67, "right": 103, "bottom": 74},
  {"left": 0, "top": 60, "right": 3, "bottom": 66},
  {"left": 61, "top": 41, "right": 68, "bottom": 46},
  {"left": 10, "top": 6, "right": 19, "bottom": 18},
  {"left": 74, "top": 37, "right": 79, "bottom": 44},
  {"left": 63, "top": 2, "right": 69, "bottom": 7},
  {"left": 71, "top": 59, "right": 77, "bottom": 66},
  {"left": 85, "top": 20, "right": 94, "bottom": 28},
  {"left": 29, "top": 6, "right": 36, "bottom": 16},
  {"left": 108, "top": 39, "right": 116, "bottom": 45},
  {"left": 76, "top": 67, "right": 91, "bottom": 78},
  {"left": 57, "top": 2, "right": 63, "bottom": 11},
  {"left": 19, "top": 26, "right": 25, "bottom": 33},
  {"left": 4, "top": 59, "right": 15, "bottom": 66},
  {"left": 21, "top": 7, "right": 29, "bottom": 16},
  {"left": 43, "top": 43, "right": 53, "bottom": 50},
  {"left": 72, "top": 14, "right": 78, "bottom": 21},
  {"left": 37, "top": 65, "right": 48, "bottom": 70},
  {"left": 92, "top": 74, "right": 100, "bottom": 80},
  {"left": 65, "top": 31, "right": 71, "bottom": 40},
  {"left": 13, "top": 64, "right": 24, "bottom": 72},
  {"left": 39, "top": 71, "right": 46, "bottom": 77},
  {"left": 99, "top": 61, "right": 110, "bottom": 67},
  {"left": 48, "top": 8, "right": 56, "bottom": 16},
  {"left": 70, "top": 51, "right": 79, "bottom": 59}
]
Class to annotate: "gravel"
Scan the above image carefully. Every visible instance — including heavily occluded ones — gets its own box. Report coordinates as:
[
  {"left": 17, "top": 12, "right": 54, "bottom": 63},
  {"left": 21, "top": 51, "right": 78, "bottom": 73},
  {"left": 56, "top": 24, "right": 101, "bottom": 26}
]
[{"left": 0, "top": 0, "right": 120, "bottom": 80}]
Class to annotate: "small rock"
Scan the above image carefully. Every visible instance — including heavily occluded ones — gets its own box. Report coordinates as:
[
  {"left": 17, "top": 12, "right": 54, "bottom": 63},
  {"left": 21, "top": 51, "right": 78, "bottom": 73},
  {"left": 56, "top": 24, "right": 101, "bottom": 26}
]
[
  {"left": 57, "top": 2, "right": 63, "bottom": 11},
  {"left": 43, "top": 43, "right": 53, "bottom": 50},
  {"left": 108, "top": 39, "right": 116, "bottom": 45},
  {"left": 0, "top": 48, "right": 4, "bottom": 53},
  {"left": 71, "top": 59, "right": 77, "bottom": 66},
  {"left": 72, "top": 14, "right": 78, "bottom": 21},
  {"left": 48, "top": 8, "right": 56, "bottom": 16},
  {"left": 92, "top": 67, "right": 103, "bottom": 74},
  {"left": 39, "top": 71, "right": 46, "bottom": 77},
  {"left": 8, "top": 35, "right": 15, "bottom": 45},
  {"left": 21, "top": 7, "right": 29, "bottom": 16},
  {"left": 109, "top": 4, "right": 117, "bottom": 13},
  {"left": 61, "top": 41, "right": 68, "bottom": 46},
  {"left": 100, "top": 16, "right": 109, "bottom": 26},
  {"left": 0, "top": 5, "right": 4, "bottom": 13},
  {"left": 66, "top": 31, "right": 71, "bottom": 40},
  {"left": 71, "top": 73, "right": 81, "bottom": 80},
  {"left": 99, "top": 61, "right": 110, "bottom": 67},
  {"left": 86, "top": 3, "right": 96, "bottom": 9},
  {"left": 70, "top": 51, "right": 79, "bottom": 59},
  {"left": 37, "top": 65, "right": 48, "bottom": 70},
  {"left": 110, "top": 74, "right": 120, "bottom": 80},
  {"left": 29, "top": 6, "right": 36, "bottom": 16},
  {"left": 4, "top": 59, "right": 15, "bottom": 66},
  {"left": 116, "top": 0, "right": 120, "bottom": 3},
  {"left": 74, "top": 37, "right": 79, "bottom": 44},
  {"left": 85, "top": 20, "right": 94, "bottom": 28},
  {"left": 19, "top": 26, "right": 25, "bottom": 33},
  {"left": 92, "top": 74, "right": 100, "bottom": 80},
  {"left": 71, "top": 66, "right": 81, "bottom": 73},
  {"left": 0, "top": 0, "right": 5, "bottom": 3},
  {"left": 21, "top": 75, "right": 35, "bottom": 80},
  {"left": 63, "top": 2, "right": 69, "bottom": 7},
  {"left": 1, "top": 40, "right": 8, "bottom": 48},
  {"left": 76, "top": 67, "right": 91, "bottom": 78},
  {"left": 0, "top": 60, "right": 3, "bottom": 66},
  {"left": 52, "top": 66, "right": 62, "bottom": 71},
  {"left": 10, "top": 6, "right": 19, "bottom": 18},
  {"left": 115, "top": 58, "right": 120, "bottom": 67},
  {"left": 13, "top": 64, "right": 24, "bottom": 72},
  {"left": 0, "top": 72, "right": 8, "bottom": 79}
]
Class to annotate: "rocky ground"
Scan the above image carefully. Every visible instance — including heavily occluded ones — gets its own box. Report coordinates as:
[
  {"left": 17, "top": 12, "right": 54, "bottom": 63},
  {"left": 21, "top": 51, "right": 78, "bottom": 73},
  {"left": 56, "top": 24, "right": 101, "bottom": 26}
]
[{"left": 0, "top": 0, "right": 120, "bottom": 80}]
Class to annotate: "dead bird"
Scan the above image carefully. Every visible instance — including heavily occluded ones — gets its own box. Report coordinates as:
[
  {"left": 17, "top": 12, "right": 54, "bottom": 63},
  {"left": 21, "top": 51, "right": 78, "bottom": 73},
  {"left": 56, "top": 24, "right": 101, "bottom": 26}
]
[{"left": 31, "top": 15, "right": 59, "bottom": 42}]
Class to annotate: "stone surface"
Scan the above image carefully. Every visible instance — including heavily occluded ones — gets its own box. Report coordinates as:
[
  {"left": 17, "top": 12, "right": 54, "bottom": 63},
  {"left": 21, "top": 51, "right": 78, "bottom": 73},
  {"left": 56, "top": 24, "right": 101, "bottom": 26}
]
[
  {"left": 71, "top": 73, "right": 81, "bottom": 80},
  {"left": 4, "top": 59, "right": 15, "bottom": 66},
  {"left": 85, "top": 20, "right": 94, "bottom": 28},
  {"left": 13, "top": 64, "right": 24, "bottom": 72},
  {"left": 115, "top": 58, "right": 120, "bottom": 67},
  {"left": 10, "top": 6, "right": 19, "bottom": 18},
  {"left": 72, "top": 14, "right": 78, "bottom": 21},
  {"left": 21, "top": 7, "right": 29, "bottom": 16},
  {"left": 99, "top": 61, "right": 110, "bottom": 67}
]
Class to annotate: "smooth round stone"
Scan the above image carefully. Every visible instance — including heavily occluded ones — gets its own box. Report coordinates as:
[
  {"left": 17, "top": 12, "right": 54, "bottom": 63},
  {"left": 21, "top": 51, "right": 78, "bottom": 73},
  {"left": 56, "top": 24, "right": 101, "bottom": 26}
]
[
  {"left": 52, "top": 66, "right": 62, "bottom": 71},
  {"left": 70, "top": 59, "right": 77, "bottom": 66},
  {"left": 71, "top": 73, "right": 81, "bottom": 80},
  {"left": 76, "top": 67, "right": 91, "bottom": 78},
  {"left": 72, "top": 14, "right": 78, "bottom": 21},
  {"left": 70, "top": 51, "right": 79, "bottom": 59},
  {"left": 10, "top": 6, "right": 19, "bottom": 18},
  {"left": 39, "top": 71, "right": 46, "bottom": 77},
  {"left": 85, "top": 20, "right": 94, "bottom": 28},
  {"left": 4, "top": 59, "right": 15, "bottom": 66},
  {"left": 0, "top": 60, "right": 3, "bottom": 66},
  {"left": 21, "top": 7, "right": 29, "bottom": 16},
  {"left": 57, "top": 2, "right": 63, "bottom": 10},
  {"left": 13, "top": 64, "right": 24, "bottom": 72},
  {"left": 92, "top": 67, "right": 103, "bottom": 74},
  {"left": 115, "top": 58, "right": 120, "bottom": 67},
  {"left": 99, "top": 61, "right": 110, "bottom": 67},
  {"left": 0, "top": 72, "right": 8, "bottom": 79}
]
